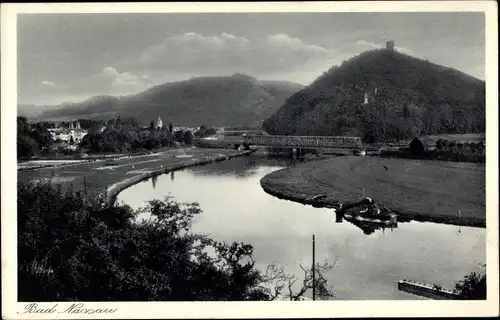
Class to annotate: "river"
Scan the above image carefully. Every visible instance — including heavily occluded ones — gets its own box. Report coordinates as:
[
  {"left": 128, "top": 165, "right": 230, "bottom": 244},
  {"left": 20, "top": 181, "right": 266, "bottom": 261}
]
[{"left": 117, "top": 155, "right": 486, "bottom": 300}]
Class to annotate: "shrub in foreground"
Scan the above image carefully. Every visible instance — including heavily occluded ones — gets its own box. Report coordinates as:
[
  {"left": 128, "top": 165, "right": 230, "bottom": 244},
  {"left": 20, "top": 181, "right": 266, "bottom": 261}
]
[{"left": 18, "top": 182, "right": 271, "bottom": 301}]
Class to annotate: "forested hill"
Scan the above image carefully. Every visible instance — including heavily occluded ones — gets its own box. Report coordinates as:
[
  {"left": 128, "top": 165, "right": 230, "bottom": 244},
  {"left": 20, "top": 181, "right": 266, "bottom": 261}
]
[
  {"left": 263, "top": 49, "right": 485, "bottom": 143},
  {"left": 28, "top": 74, "right": 303, "bottom": 128}
]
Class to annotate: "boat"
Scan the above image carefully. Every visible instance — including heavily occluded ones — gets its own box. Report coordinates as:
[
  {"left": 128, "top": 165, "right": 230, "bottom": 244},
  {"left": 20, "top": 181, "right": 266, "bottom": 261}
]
[
  {"left": 339, "top": 197, "right": 398, "bottom": 226},
  {"left": 343, "top": 212, "right": 397, "bottom": 226}
]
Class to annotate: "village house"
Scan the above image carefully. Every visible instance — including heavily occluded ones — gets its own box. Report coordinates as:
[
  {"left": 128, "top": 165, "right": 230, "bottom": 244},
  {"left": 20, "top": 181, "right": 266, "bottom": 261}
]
[{"left": 48, "top": 120, "right": 88, "bottom": 144}]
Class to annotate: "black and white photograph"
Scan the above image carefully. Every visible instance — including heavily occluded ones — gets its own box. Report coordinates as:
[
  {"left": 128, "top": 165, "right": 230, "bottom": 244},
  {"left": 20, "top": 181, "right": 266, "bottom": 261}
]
[{"left": 2, "top": 1, "right": 498, "bottom": 319}]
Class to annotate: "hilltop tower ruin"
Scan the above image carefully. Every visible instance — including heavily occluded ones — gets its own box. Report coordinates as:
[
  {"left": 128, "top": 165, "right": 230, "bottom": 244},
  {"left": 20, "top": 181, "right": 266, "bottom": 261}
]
[{"left": 386, "top": 40, "right": 395, "bottom": 51}]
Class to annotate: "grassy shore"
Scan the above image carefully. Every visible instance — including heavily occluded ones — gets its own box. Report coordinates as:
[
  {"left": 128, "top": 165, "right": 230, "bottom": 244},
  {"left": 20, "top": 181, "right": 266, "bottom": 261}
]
[
  {"left": 18, "top": 147, "right": 254, "bottom": 207},
  {"left": 261, "top": 156, "right": 485, "bottom": 227}
]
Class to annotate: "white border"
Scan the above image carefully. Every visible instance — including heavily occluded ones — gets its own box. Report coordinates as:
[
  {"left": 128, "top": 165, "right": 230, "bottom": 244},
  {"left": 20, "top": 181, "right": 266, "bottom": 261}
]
[{"left": 2, "top": 2, "right": 499, "bottom": 319}]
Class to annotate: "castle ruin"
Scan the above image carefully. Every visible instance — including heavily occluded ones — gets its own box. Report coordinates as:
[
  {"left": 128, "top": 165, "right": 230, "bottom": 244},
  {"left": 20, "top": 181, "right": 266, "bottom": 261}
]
[{"left": 386, "top": 40, "right": 395, "bottom": 51}]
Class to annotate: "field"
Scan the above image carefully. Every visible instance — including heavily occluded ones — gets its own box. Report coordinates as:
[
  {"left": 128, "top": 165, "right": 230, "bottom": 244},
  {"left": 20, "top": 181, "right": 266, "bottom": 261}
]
[
  {"left": 18, "top": 147, "right": 253, "bottom": 206},
  {"left": 261, "top": 156, "right": 485, "bottom": 227}
]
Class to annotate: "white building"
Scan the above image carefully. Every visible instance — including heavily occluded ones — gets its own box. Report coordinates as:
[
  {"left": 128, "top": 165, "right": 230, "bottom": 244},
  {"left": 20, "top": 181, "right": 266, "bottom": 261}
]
[
  {"left": 156, "top": 116, "right": 163, "bottom": 129},
  {"left": 363, "top": 92, "right": 369, "bottom": 104},
  {"left": 48, "top": 121, "right": 88, "bottom": 143}
]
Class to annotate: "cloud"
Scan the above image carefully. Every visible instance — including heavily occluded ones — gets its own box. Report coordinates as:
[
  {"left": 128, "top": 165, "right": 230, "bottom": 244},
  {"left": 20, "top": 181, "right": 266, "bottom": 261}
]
[
  {"left": 41, "top": 80, "right": 56, "bottom": 86},
  {"left": 70, "top": 66, "right": 150, "bottom": 95},
  {"left": 138, "top": 32, "right": 334, "bottom": 74},
  {"left": 97, "top": 66, "right": 143, "bottom": 88},
  {"left": 356, "top": 40, "right": 380, "bottom": 49}
]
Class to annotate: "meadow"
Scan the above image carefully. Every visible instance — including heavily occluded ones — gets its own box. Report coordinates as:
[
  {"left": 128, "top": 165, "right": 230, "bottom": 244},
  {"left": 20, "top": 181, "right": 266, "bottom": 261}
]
[{"left": 261, "top": 156, "right": 485, "bottom": 227}]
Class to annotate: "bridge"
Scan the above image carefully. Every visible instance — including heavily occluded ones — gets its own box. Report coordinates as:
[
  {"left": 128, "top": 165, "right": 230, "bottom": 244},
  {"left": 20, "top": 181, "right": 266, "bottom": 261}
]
[{"left": 242, "top": 135, "right": 364, "bottom": 150}]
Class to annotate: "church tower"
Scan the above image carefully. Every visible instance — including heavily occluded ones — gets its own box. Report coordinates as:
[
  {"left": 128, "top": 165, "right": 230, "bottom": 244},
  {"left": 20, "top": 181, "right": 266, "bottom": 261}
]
[
  {"left": 363, "top": 92, "right": 369, "bottom": 105},
  {"left": 156, "top": 116, "right": 163, "bottom": 129}
]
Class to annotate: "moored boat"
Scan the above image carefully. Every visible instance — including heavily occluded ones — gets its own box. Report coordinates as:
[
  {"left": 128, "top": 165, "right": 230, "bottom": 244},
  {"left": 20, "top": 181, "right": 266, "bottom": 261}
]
[{"left": 339, "top": 197, "right": 398, "bottom": 226}]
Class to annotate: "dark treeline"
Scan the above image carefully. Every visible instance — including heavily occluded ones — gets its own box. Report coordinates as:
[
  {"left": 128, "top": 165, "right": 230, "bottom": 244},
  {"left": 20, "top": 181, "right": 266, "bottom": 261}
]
[
  {"left": 263, "top": 49, "right": 485, "bottom": 143},
  {"left": 80, "top": 118, "right": 193, "bottom": 153}
]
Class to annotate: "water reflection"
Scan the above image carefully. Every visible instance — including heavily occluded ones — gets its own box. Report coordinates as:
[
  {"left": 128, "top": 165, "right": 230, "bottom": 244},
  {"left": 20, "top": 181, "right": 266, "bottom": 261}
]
[
  {"left": 334, "top": 209, "right": 399, "bottom": 235},
  {"left": 346, "top": 219, "right": 397, "bottom": 235},
  {"left": 118, "top": 155, "right": 485, "bottom": 300},
  {"left": 187, "top": 156, "right": 299, "bottom": 178},
  {"left": 151, "top": 175, "right": 158, "bottom": 189}
]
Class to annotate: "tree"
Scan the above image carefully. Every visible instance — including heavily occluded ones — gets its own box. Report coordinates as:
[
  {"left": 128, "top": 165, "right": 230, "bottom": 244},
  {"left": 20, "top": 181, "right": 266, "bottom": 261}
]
[
  {"left": 454, "top": 269, "right": 486, "bottom": 300},
  {"left": 183, "top": 131, "right": 193, "bottom": 145},
  {"left": 409, "top": 137, "right": 426, "bottom": 158},
  {"left": 403, "top": 104, "right": 410, "bottom": 120},
  {"left": 17, "top": 135, "right": 39, "bottom": 160},
  {"left": 436, "top": 139, "right": 445, "bottom": 150},
  {"left": 174, "top": 130, "right": 185, "bottom": 143},
  {"left": 259, "top": 260, "right": 337, "bottom": 300},
  {"left": 195, "top": 125, "right": 217, "bottom": 138},
  {"left": 17, "top": 117, "right": 55, "bottom": 159}
]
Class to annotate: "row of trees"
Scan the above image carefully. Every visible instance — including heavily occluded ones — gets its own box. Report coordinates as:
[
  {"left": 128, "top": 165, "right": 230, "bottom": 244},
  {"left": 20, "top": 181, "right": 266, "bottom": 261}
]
[
  {"left": 430, "top": 139, "right": 485, "bottom": 162},
  {"left": 79, "top": 123, "right": 194, "bottom": 153},
  {"left": 18, "top": 181, "right": 336, "bottom": 301},
  {"left": 382, "top": 137, "right": 485, "bottom": 163}
]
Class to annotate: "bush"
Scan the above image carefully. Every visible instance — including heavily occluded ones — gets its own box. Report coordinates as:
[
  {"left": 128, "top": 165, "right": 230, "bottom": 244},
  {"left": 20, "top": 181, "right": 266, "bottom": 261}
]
[
  {"left": 18, "top": 182, "right": 272, "bottom": 301},
  {"left": 409, "top": 137, "right": 426, "bottom": 158},
  {"left": 454, "top": 271, "right": 486, "bottom": 300}
]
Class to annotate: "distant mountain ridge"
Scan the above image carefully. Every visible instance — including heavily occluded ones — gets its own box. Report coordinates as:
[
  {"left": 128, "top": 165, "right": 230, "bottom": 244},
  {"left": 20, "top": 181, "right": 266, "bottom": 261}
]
[
  {"left": 263, "top": 48, "right": 485, "bottom": 142},
  {"left": 21, "top": 74, "right": 304, "bottom": 127}
]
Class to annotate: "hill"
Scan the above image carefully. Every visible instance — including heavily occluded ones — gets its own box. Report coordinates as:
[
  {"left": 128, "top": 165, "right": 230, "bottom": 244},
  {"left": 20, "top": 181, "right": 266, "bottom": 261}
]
[
  {"left": 263, "top": 49, "right": 485, "bottom": 143},
  {"left": 27, "top": 74, "right": 303, "bottom": 127}
]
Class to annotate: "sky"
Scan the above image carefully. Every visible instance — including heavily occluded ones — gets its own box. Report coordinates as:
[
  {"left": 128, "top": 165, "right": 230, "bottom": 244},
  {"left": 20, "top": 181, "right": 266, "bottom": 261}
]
[{"left": 18, "top": 12, "right": 485, "bottom": 105}]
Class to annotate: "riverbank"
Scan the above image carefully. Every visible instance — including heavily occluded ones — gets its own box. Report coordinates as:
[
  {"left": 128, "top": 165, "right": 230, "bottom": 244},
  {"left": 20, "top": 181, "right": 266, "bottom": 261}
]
[
  {"left": 17, "top": 147, "right": 177, "bottom": 171},
  {"left": 105, "top": 149, "right": 255, "bottom": 207},
  {"left": 18, "top": 148, "right": 255, "bottom": 207},
  {"left": 260, "top": 156, "right": 485, "bottom": 227}
]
